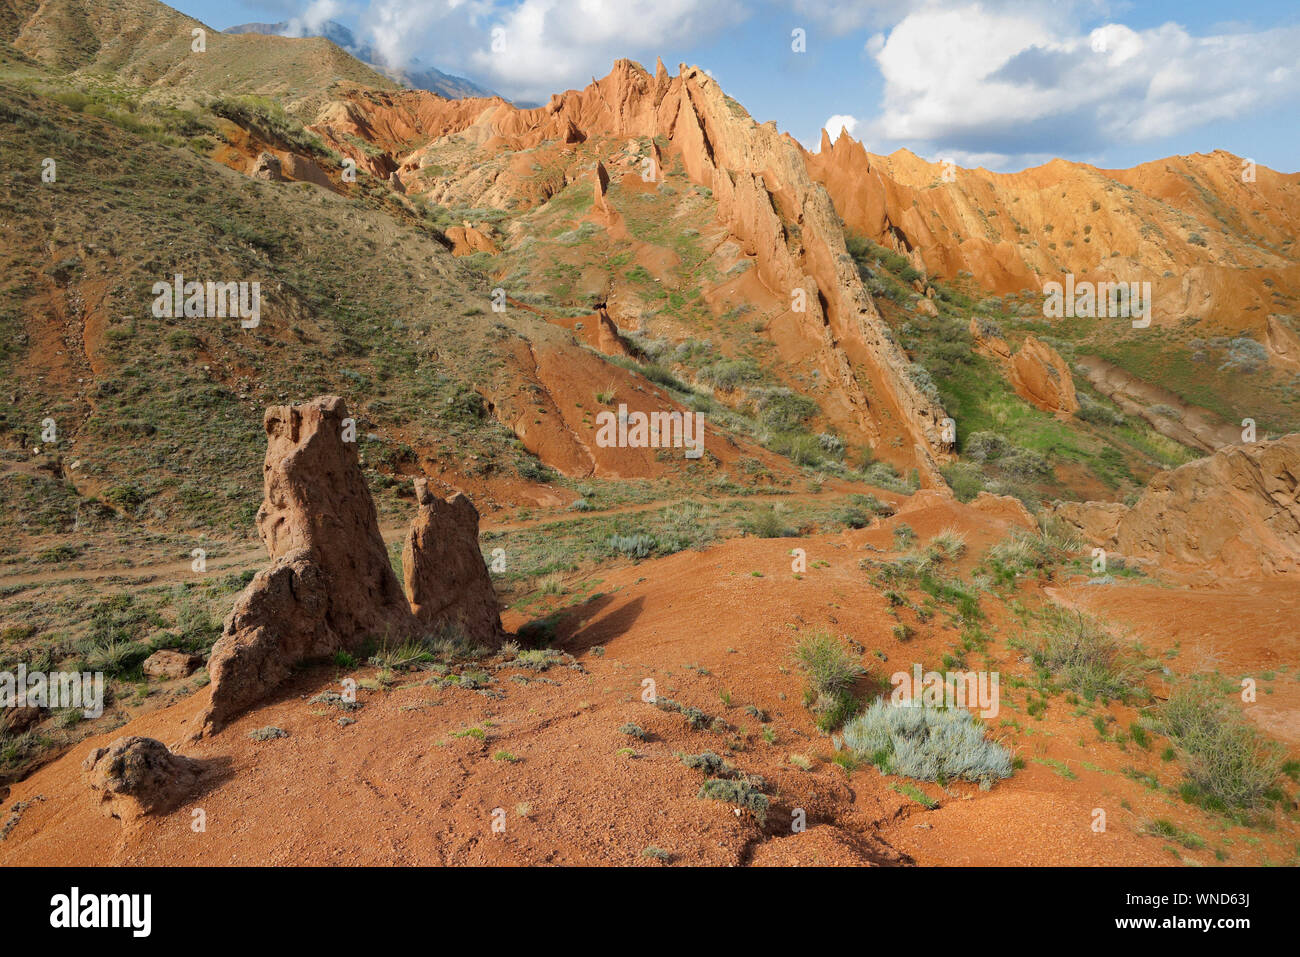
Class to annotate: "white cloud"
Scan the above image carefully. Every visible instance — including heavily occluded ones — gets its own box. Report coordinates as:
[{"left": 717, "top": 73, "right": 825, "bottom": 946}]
[
  {"left": 354, "top": 0, "right": 747, "bottom": 102},
  {"left": 283, "top": 0, "right": 347, "bottom": 37},
  {"left": 822, "top": 113, "right": 859, "bottom": 144},
  {"left": 465, "top": 0, "right": 748, "bottom": 102},
  {"left": 364, "top": 0, "right": 481, "bottom": 69},
  {"left": 864, "top": 2, "right": 1300, "bottom": 166}
]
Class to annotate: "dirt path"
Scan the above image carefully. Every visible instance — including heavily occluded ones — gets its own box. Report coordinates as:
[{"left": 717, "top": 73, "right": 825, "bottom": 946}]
[{"left": 1074, "top": 354, "right": 1239, "bottom": 453}]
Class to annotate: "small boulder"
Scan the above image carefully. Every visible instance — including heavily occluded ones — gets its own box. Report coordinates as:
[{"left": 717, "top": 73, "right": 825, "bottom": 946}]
[
  {"left": 83, "top": 736, "right": 200, "bottom": 823},
  {"left": 142, "top": 650, "right": 202, "bottom": 680},
  {"left": 249, "top": 151, "right": 284, "bottom": 182},
  {"left": 1, "top": 705, "right": 43, "bottom": 734},
  {"left": 971, "top": 491, "right": 1036, "bottom": 531}
]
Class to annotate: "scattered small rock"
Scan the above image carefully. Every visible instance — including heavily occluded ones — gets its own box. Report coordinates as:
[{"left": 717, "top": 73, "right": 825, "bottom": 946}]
[
  {"left": 142, "top": 650, "right": 202, "bottom": 680},
  {"left": 248, "top": 726, "right": 288, "bottom": 741}
]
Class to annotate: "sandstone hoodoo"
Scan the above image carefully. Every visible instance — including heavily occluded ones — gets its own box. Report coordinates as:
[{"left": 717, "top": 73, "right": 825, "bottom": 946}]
[
  {"left": 403, "top": 479, "right": 504, "bottom": 647},
  {"left": 83, "top": 736, "right": 202, "bottom": 824},
  {"left": 195, "top": 397, "right": 503, "bottom": 736}
]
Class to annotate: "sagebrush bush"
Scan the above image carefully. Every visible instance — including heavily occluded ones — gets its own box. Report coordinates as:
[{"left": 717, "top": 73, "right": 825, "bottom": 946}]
[
  {"left": 608, "top": 533, "right": 657, "bottom": 559},
  {"left": 698, "top": 777, "right": 769, "bottom": 823},
  {"left": 678, "top": 751, "right": 736, "bottom": 776},
  {"left": 842, "top": 699, "right": 1013, "bottom": 789}
]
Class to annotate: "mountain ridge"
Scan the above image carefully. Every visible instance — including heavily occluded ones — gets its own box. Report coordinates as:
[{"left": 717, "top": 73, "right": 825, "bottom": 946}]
[{"left": 224, "top": 18, "right": 499, "bottom": 101}]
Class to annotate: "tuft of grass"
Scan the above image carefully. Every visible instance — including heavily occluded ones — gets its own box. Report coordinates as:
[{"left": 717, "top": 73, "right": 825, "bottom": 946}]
[
  {"left": 929, "top": 527, "right": 967, "bottom": 560},
  {"left": 368, "top": 639, "right": 429, "bottom": 671},
  {"left": 742, "top": 505, "right": 799, "bottom": 538},
  {"left": 1154, "top": 683, "right": 1284, "bottom": 811},
  {"left": 1143, "top": 818, "right": 1205, "bottom": 850},
  {"left": 793, "top": 630, "right": 867, "bottom": 732},
  {"left": 1032, "top": 608, "right": 1146, "bottom": 703},
  {"left": 1032, "top": 756, "right": 1078, "bottom": 780},
  {"left": 891, "top": 781, "right": 938, "bottom": 808},
  {"left": 511, "top": 648, "right": 567, "bottom": 671},
  {"left": 986, "top": 531, "right": 1055, "bottom": 582}
]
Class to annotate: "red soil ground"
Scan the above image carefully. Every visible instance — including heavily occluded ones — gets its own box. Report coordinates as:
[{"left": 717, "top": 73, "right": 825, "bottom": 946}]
[{"left": 7, "top": 493, "right": 1291, "bottom": 867}]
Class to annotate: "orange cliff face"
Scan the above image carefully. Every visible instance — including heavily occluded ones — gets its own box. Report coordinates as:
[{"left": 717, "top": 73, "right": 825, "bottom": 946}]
[
  {"left": 805, "top": 130, "right": 1300, "bottom": 336},
  {"left": 303, "top": 60, "right": 957, "bottom": 480}
]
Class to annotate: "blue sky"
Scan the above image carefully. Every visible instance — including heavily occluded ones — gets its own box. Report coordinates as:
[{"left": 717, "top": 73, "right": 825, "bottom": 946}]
[{"left": 172, "top": 0, "right": 1298, "bottom": 173}]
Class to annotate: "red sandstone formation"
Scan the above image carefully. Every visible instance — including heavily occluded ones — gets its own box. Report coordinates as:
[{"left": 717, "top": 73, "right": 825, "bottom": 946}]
[
  {"left": 970, "top": 318, "right": 1078, "bottom": 416},
  {"left": 1008, "top": 336, "right": 1078, "bottom": 416},
  {"left": 806, "top": 129, "right": 1300, "bottom": 337},
  {"left": 194, "top": 397, "right": 505, "bottom": 736},
  {"left": 403, "top": 479, "right": 504, "bottom": 646},
  {"left": 307, "top": 60, "right": 956, "bottom": 477},
  {"left": 446, "top": 223, "right": 499, "bottom": 256},
  {"left": 1052, "top": 433, "right": 1300, "bottom": 577}
]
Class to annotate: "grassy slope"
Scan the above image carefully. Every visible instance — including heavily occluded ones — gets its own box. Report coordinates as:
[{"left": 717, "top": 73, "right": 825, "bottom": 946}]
[{"left": 848, "top": 236, "right": 1204, "bottom": 504}]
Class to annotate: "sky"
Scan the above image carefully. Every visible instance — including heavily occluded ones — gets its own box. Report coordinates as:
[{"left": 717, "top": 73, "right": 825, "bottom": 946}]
[{"left": 171, "top": 0, "right": 1299, "bottom": 173}]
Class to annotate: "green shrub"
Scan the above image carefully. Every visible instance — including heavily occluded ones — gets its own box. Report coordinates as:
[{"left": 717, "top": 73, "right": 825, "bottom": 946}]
[
  {"left": 756, "top": 390, "right": 818, "bottom": 431},
  {"left": 742, "top": 505, "right": 798, "bottom": 538},
  {"left": 697, "top": 777, "right": 769, "bottom": 823},
  {"left": 1032, "top": 608, "right": 1145, "bottom": 703},
  {"left": 892, "top": 524, "right": 917, "bottom": 549},
  {"left": 678, "top": 751, "right": 736, "bottom": 776},
  {"left": 249, "top": 726, "right": 288, "bottom": 741},
  {"left": 1154, "top": 684, "right": 1284, "bottom": 810},
  {"left": 987, "top": 531, "right": 1055, "bottom": 581}
]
